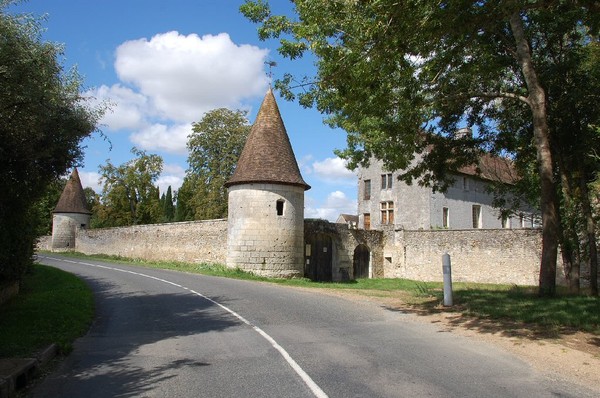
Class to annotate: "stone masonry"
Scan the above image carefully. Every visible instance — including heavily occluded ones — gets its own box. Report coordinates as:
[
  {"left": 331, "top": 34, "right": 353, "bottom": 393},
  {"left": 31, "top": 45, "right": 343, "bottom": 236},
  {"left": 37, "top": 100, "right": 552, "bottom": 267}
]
[{"left": 72, "top": 219, "right": 228, "bottom": 264}]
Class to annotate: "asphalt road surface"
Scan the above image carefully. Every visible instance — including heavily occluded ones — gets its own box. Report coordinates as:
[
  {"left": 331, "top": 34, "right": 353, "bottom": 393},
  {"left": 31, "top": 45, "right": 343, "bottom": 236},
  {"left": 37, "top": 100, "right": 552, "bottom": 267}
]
[{"left": 31, "top": 254, "right": 596, "bottom": 398}]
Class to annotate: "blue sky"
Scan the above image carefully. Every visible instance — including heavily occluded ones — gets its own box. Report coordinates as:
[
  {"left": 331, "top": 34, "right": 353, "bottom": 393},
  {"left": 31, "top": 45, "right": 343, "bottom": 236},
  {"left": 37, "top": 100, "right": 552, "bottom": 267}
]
[{"left": 9, "top": 0, "right": 357, "bottom": 221}]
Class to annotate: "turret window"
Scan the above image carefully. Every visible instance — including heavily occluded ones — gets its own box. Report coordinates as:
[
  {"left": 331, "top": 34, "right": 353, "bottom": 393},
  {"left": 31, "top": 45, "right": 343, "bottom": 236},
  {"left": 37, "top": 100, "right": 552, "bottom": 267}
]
[{"left": 276, "top": 199, "right": 285, "bottom": 216}]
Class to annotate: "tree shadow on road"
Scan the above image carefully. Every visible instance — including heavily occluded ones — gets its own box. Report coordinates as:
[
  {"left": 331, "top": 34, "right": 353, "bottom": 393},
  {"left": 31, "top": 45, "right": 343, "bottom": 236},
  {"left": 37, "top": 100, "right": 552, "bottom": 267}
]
[{"left": 31, "top": 275, "right": 242, "bottom": 397}]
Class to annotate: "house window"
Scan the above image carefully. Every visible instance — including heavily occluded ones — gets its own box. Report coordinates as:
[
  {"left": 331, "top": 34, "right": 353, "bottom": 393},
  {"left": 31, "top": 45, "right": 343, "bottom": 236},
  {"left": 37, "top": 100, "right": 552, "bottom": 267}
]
[
  {"left": 502, "top": 214, "right": 510, "bottom": 229},
  {"left": 442, "top": 207, "right": 449, "bottom": 228},
  {"left": 276, "top": 199, "right": 284, "bottom": 216},
  {"left": 364, "top": 179, "right": 371, "bottom": 200},
  {"left": 463, "top": 177, "right": 469, "bottom": 191},
  {"left": 472, "top": 205, "right": 482, "bottom": 228},
  {"left": 381, "top": 173, "right": 392, "bottom": 189},
  {"left": 381, "top": 201, "right": 394, "bottom": 225},
  {"left": 364, "top": 213, "right": 371, "bottom": 230}
]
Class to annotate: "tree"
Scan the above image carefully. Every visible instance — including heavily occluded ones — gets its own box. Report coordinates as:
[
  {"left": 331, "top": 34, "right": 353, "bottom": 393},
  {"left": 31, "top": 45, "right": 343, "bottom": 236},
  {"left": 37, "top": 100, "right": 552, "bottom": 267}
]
[
  {"left": 181, "top": 108, "right": 250, "bottom": 220},
  {"left": 0, "top": 1, "right": 101, "bottom": 283},
  {"left": 488, "top": 24, "right": 600, "bottom": 294},
  {"left": 163, "top": 185, "right": 175, "bottom": 222},
  {"left": 174, "top": 179, "right": 195, "bottom": 222},
  {"left": 241, "top": 0, "right": 599, "bottom": 296},
  {"left": 94, "top": 148, "right": 163, "bottom": 227},
  {"left": 32, "top": 178, "right": 67, "bottom": 236}
]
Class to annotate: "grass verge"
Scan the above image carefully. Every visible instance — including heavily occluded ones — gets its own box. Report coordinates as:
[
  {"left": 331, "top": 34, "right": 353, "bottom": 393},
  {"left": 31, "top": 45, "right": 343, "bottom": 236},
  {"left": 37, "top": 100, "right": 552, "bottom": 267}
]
[
  {"left": 0, "top": 264, "right": 94, "bottom": 358},
  {"left": 453, "top": 285, "right": 600, "bottom": 334}
]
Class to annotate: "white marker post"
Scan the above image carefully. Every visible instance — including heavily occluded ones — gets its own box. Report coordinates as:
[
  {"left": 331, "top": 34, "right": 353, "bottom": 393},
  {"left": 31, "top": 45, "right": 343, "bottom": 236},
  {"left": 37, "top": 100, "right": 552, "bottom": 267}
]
[{"left": 442, "top": 253, "right": 453, "bottom": 306}]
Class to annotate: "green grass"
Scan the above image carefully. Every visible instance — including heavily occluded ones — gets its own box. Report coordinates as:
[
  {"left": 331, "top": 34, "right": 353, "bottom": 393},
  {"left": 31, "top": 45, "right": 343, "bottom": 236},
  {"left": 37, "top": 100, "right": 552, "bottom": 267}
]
[
  {"left": 453, "top": 285, "right": 600, "bottom": 334},
  {"left": 0, "top": 264, "right": 94, "bottom": 358}
]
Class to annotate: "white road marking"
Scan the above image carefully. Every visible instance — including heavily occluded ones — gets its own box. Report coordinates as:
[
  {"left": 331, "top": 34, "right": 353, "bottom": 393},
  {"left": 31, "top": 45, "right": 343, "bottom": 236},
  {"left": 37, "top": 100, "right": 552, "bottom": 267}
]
[{"left": 39, "top": 256, "right": 328, "bottom": 398}]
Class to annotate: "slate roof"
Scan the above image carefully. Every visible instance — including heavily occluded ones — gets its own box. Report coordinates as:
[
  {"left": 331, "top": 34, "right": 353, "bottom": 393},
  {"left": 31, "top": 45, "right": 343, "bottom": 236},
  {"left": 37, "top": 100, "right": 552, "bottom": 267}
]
[
  {"left": 225, "top": 88, "right": 310, "bottom": 190},
  {"left": 457, "top": 154, "right": 519, "bottom": 185},
  {"left": 336, "top": 214, "right": 359, "bottom": 225},
  {"left": 53, "top": 168, "right": 92, "bottom": 214}
]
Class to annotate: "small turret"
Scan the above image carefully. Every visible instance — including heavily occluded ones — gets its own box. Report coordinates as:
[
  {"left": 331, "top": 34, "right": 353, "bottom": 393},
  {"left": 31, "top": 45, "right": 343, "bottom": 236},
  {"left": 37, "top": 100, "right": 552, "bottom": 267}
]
[
  {"left": 51, "top": 168, "right": 91, "bottom": 250},
  {"left": 225, "top": 88, "right": 309, "bottom": 277}
]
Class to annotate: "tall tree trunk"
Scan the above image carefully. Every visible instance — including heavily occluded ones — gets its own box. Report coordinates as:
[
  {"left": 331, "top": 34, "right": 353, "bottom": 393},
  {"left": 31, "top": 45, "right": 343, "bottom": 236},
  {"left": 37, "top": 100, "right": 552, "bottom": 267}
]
[
  {"left": 510, "top": 12, "right": 559, "bottom": 296},
  {"left": 578, "top": 162, "right": 599, "bottom": 296},
  {"left": 558, "top": 157, "right": 581, "bottom": 293}
]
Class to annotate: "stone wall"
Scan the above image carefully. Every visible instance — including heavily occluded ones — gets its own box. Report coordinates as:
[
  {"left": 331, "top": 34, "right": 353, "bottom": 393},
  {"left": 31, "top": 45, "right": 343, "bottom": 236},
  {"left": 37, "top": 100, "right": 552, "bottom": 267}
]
[
  {"left": 385, "top": 228, "right": 563, "bottom": 285},
  {"left": 74, "top": 219, "right": 228, "bottom": 264},
  {"left": 39, "top": 216, "right": 590, "bottom": 287}
]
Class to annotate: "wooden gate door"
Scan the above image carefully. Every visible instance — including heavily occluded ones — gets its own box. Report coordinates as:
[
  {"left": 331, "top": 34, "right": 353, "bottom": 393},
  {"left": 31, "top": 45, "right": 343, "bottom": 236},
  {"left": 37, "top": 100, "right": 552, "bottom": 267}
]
[
  {"left": 353, "top": 244, "right": 370, "bottom": 279},
  {"left": 305, "top": 233, "right": 333, "bottom": 282}
]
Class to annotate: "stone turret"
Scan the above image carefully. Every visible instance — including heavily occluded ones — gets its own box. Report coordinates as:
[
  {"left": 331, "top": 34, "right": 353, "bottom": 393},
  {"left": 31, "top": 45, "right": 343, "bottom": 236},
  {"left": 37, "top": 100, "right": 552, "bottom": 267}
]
[
  {"left": 51, "top": 168, "right": 91, "bottom": 250},
  {"left": 225, "top": 88, "right": 310, "bottom": 277}
]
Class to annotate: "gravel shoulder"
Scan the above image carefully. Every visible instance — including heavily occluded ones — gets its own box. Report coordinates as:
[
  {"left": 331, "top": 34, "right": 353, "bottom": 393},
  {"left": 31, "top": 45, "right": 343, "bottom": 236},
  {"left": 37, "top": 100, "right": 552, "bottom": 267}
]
[{"left": 306, "top": 287, "right": 600, "bottom": 393}]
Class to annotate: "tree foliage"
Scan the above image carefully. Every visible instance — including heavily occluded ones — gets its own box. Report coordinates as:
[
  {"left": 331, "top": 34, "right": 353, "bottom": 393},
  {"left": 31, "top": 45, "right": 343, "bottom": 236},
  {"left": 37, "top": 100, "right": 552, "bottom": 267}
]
[
  {"left": 0, "top": 1, "right": 101, "bottom": 283},
  {"left": 32, "top": 178, "right": 67, "bottom": 236},
  {"left": 241, "top": 0, "right": 599, "bottom": 296},
  {"left": 162, "top": 185, "right": 175, "bottom": 222},
  {"left": 93, "top": 148, "right": 163, "bottom": 227},
  {"left": 178, "top": 108, "right": 250, "bottom": 220}
]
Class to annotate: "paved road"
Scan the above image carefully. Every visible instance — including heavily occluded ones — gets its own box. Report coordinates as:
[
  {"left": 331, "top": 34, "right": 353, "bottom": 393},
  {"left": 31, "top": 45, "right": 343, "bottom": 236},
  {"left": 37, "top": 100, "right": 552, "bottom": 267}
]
[{"left": 32, "top": 254, "right": 596, "bottom": 397}]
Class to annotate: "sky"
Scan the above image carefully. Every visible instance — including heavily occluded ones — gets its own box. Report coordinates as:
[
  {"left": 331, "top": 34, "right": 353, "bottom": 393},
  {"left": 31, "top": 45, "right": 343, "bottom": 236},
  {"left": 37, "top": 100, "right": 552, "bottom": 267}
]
[{"left": 9, "top": 0, "right": 358, "bottom": 221}]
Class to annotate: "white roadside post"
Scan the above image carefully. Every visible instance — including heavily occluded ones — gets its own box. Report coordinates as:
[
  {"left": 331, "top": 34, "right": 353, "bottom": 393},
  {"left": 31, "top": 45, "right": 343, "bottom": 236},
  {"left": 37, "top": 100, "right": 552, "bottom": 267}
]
[{"left": 442, "top": 253, "right": 453, "bottom": 306}]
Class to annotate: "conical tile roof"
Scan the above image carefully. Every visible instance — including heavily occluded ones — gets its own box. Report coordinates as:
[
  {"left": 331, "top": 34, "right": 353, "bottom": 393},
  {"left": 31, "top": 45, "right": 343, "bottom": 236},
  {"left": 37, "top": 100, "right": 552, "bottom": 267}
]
[
  {"left": 53, "top": 168, "right": 92, "bottom": 214},
  {"left": 225, "top": 88, "right": 310, "bottom": 190}
]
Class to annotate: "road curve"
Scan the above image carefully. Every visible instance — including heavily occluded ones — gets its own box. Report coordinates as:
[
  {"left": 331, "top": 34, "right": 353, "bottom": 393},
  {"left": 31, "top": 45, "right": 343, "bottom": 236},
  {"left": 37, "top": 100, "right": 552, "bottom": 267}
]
[{"left": 32, "top": 254, "right": 596, "bottom": 398}]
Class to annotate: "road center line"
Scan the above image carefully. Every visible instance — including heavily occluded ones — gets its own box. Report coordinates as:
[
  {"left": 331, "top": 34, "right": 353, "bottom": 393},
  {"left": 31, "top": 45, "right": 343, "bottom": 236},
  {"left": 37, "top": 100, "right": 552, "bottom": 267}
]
[{"left": 40, "top": 256, "right": 328, "bottom": 398}]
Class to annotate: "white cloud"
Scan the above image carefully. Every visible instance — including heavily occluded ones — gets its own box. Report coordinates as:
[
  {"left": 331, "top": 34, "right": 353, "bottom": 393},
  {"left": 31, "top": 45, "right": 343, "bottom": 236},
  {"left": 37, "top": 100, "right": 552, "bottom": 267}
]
[
  {"left": 114, "top": 31, "right": 269, "bottom": 122},
  {"left": 157, "top": 175, "right": 184, "bottom": 196},
  {"left": 79, "top": 171, "right": 103, "bottom": 193},
  {"left": 87, "top": 32, "right": 270, "bottom": 155},
  {"left": 305, "top": 191, "right": 356, "bottom": 221},
  {"left": 308, "top": 157, "right": 356, "bottom": 184},
  {"left": 163, "top": 163, "right": 186, "bottom": 176},
  {"left": 85, "top": 84, "right": 148, "bottom": 131},
  {"left": 130, "top": 123, "right": 191, "bottom": 155},
  {"left": 157, "top": 163, "right": 186, "bottom": 195}
]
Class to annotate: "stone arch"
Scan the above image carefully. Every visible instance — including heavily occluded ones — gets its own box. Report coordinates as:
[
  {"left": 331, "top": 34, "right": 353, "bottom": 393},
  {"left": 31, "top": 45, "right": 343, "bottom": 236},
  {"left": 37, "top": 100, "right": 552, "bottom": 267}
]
[
  {"left": 304, "top": 233, "right": 333, "bottom": 282},
  {"left": 353, "top": 244, "right": 370, "bottom": 279}
]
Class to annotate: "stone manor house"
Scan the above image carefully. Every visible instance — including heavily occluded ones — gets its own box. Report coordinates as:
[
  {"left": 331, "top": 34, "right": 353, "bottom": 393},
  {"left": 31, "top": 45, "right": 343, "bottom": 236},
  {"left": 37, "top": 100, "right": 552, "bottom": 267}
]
[
  {"left": 357, "top": 156, "right": 539, "bottom": 232},
  {"left": 44, "top": 89, "right": 555, "bottom": 287}
]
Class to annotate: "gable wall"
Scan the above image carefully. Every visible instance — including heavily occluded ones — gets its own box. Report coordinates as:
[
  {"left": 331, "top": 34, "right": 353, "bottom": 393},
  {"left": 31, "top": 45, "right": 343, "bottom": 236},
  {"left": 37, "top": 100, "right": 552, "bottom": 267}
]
[{"left": 358, "top": 158, "right": 431, "bottom": 230}]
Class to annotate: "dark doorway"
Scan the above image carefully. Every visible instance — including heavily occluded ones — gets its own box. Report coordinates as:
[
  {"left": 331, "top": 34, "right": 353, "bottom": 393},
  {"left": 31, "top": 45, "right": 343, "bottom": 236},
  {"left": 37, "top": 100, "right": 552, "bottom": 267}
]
[
  {"left": 353, "top": 244, "right": 370, "bottom": 279},
  {"left": 305, "top": 233, "right": 333, "bottom": 282}
]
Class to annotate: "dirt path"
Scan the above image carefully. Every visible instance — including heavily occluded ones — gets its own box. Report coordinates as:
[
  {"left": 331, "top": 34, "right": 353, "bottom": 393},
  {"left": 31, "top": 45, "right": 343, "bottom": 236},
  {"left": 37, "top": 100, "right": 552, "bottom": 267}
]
[{"left": 309, "top": 288, "right": 600, "bottom": 392}]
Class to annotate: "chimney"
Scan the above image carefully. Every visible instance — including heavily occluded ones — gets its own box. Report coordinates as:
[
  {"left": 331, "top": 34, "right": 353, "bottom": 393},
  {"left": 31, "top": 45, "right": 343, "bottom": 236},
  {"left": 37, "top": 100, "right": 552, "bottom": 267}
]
[{"left": 455, "top": 128, "right": 472, "bottom": 139}]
